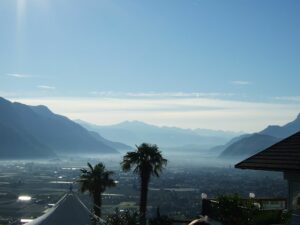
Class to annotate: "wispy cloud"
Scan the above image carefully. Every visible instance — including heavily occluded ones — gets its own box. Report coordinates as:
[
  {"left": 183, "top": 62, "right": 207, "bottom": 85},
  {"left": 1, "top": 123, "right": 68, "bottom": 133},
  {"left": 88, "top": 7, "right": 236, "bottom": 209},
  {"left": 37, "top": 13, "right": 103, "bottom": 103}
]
[
  {"left": 10, "top": 96, "right": 300, "bottom": 132},
  {"left": 37, "top": 85, "right": 56, "bottom": 90},
  {"left": 5, "top": 73, "right": 32, "bottom": 78},
  {"left": 231, "top": 80, "right": 252, "bottom": 85},
  {"left": 89, "top": 91, "right": 234, "bottom": 98},
  {"left": 274, "top": 96, "right": 300, "bottom": 102}
]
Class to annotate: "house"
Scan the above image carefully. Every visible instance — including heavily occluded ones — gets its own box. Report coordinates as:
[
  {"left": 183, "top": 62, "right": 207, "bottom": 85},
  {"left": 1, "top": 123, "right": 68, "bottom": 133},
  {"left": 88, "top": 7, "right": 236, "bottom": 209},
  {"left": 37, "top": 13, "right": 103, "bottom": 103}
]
[{"left": 235, "top": 131, "right": 300, "bottom": 219}]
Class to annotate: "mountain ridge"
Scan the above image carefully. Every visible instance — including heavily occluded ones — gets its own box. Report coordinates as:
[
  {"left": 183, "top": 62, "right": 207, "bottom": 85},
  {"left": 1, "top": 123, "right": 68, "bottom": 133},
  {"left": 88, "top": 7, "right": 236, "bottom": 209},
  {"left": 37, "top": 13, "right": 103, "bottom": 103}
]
[
  {"left": 0, "top": 97, "right": 119, "bottom": 159},
  {"left": 76, "top": 119, "right": 241, "bottom": 149},
  {"left": 219, "top": 113, "right": 300, "bottom": 160}
]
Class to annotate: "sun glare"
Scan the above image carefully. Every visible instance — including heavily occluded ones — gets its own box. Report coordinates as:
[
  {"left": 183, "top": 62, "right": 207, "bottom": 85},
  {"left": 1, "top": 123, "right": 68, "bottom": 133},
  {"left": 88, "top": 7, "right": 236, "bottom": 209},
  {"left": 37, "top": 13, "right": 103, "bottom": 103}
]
[
  {"left": 17, "top": 0, "right": 26, "bottom": 19},
  {"left": 18, "top": 195, "right": 32, "bottom": 201}
]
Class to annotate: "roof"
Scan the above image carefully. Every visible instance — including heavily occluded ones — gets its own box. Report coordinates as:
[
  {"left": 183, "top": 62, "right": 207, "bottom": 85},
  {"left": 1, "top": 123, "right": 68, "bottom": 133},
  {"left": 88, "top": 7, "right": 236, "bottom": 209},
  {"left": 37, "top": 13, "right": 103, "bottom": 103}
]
[
  {"left": 25, "top": 193, "right": 93, "bottom": 225},
  {"left": 235, "top": 131, "right": 300, "bottom": 172}
]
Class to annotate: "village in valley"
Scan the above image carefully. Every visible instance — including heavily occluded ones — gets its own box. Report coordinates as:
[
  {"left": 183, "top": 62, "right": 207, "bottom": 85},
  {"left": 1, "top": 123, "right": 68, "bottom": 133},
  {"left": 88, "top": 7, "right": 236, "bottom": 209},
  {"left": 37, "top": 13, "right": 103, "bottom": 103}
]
[{"left": 0, "top": 0, "right": 299, "bottom": 225}]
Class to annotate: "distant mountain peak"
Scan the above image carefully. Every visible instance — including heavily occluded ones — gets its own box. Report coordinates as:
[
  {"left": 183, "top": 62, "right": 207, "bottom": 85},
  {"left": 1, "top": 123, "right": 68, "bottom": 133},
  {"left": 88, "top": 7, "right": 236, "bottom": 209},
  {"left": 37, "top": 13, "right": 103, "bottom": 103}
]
[
  {"left": 260, "top": 113, "right": 300, "bottom": 138},
  {"left": 120, "top": 120, "right": 147, "bottom": 125},
  {"left": 0, "top": 96, "right": 11, "bottom": 104},
  {"left": 117, "top": 120, "right": 154, "bottom": 128},
  {"left": 30, "top": 105, "right": 53, "bottom": 115},
  {"left": 220, "top": 112, "right": 300, "bottom": 160}
]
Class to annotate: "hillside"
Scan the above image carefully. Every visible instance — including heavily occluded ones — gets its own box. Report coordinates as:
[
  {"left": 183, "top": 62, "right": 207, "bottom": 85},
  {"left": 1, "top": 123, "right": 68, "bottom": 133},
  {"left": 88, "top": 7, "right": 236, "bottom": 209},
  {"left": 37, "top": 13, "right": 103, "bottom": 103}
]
[
  {"left": 260, "top": 113, "right": 300, "bottom": 138},
  {"left": 89, "top": 131, "right": 132, "bottom": 151},
  {"left": 76, "top": 120, "right": 240, "bottom": 149},
  {"left": 0, "top": 121, "right": 56, "bottom": 159},
  {"left": 0, "top": 97, "right": 118, "bottom": 158},
  {"left": 219, "top": 133, "right": 280, "bottom": 159},
  {"left": 219, "top": 113, "right": 300, "bottom": 160}
]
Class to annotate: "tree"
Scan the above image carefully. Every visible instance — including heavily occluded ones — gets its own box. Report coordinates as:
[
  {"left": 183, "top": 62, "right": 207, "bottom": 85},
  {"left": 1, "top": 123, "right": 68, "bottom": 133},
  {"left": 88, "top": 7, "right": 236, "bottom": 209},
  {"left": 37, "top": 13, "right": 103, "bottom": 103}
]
[
  {"left": 121, "top": 143, "right": 167, "bottom": 225},
  {"left": 78, "top": 162, "right": 116, "bottom": 219}
]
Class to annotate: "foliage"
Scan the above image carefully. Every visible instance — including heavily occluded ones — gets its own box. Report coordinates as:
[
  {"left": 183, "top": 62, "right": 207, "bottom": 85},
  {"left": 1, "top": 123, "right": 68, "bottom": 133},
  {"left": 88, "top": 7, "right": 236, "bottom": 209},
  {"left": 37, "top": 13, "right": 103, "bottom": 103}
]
[
  {"left": 121, "top": 143, "right": 168, "bottom": 177},
  {"left": 79, "top": 162, "right": 115, "bottom": 195},
  {"left": 212, "top": 194, "right": 292, "bottom": 225},
  {"left": 104, "top": 209, "right": 139, "bottom": 225},
  {"left": 253, "top": 209, "right": 292, "bottom": 225},
  {"left": 78, "top": 162, "right": 115, "bottom": 218},
  {"left": 148, "top": 208, "right": 173, "bottom": 225},
  {"left": 121, "top": 143, "right": 167, "bottom": 224},
  {"left": 214, "top": 194, "right": 259, "bottom": 225}
]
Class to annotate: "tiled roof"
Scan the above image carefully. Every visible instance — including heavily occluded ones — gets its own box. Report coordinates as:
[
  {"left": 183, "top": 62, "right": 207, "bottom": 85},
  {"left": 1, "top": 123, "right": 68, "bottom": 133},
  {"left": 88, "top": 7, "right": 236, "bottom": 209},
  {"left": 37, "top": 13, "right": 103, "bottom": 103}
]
[{"left": 235, "top": 132, "right": 300, "bottom": 172}]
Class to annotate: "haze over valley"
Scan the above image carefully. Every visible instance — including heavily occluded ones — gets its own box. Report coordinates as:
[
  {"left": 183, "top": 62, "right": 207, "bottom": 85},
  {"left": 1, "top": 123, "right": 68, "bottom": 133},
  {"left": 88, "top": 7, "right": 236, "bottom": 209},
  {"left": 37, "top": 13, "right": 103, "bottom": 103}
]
[
  {"left": 2, "top": 96, "right": 300, "bottom": 165},
  {"left": 0, "top": 1, "right": 299, "bottom": 224}
]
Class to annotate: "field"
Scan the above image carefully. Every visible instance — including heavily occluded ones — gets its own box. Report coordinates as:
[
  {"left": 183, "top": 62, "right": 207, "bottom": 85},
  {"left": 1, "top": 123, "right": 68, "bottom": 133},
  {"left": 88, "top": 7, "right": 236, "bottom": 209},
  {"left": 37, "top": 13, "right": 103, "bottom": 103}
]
[{"left": 0, "top": 155, "right": 288, "bottom": 224}]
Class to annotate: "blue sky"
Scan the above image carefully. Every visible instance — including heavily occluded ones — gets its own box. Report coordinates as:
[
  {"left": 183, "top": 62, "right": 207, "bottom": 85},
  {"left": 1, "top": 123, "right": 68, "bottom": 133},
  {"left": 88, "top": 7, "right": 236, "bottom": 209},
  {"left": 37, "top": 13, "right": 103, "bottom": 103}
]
[{"left": 0, "top": 0, "right": 300, "bottom": 131}]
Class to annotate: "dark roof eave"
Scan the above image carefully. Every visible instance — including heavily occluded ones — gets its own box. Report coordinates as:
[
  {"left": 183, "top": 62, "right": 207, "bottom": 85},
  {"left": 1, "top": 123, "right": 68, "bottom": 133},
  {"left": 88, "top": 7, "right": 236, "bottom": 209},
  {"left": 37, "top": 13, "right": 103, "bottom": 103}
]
[
  {"left": 234, "top": 131, "right": 300, "bottom": 172},
  {"left": 235, "top": 164, "right": 300, "bottom": 172}
]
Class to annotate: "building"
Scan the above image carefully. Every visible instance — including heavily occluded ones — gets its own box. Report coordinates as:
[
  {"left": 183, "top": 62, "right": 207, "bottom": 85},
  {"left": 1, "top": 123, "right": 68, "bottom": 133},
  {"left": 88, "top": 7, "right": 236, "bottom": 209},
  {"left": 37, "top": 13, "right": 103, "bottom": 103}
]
[
  {"left": 25, "top": 192, "right": 101, "bottom": 225},
  {"left": 235, "top": 131, "right": 300, "bottom": 222}
]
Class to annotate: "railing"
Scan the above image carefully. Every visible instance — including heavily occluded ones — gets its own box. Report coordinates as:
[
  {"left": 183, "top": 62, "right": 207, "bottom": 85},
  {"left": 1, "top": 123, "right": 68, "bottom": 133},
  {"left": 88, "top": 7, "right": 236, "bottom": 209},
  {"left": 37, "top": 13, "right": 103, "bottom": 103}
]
[
  {"left": 202, "top": 197, "right": 287, "bottom": 217},
  {"left": 201, "top": 197, "right": 288, "bottom": 225}
]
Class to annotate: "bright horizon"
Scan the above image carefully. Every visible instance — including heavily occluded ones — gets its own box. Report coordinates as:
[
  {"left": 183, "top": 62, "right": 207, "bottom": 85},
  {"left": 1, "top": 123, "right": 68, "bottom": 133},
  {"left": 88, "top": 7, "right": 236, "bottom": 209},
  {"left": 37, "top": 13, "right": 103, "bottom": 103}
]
[
  {"left": 5, "top": 95, "right": 300, "bottom": 133},
  {"left": 1, "top": 0, "right": 300, "bottom": 132}
]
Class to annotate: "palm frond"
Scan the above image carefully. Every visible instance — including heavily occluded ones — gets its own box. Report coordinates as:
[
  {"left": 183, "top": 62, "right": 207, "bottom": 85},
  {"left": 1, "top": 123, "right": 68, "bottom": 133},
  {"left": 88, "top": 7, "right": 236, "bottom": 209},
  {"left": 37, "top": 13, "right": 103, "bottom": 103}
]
[{"left": 121, "top": 143, "right": 167, "bottom": 178}]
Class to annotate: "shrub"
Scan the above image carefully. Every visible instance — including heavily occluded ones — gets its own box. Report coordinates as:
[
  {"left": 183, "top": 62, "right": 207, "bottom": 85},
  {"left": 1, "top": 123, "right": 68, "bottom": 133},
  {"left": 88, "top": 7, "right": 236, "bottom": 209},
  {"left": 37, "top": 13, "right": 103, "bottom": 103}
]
[
  {"left": 214, "top": 194, "right": 259, "bottom": 225},
  {"left": 148, "top": 208, "right": 172, "bottom": 225},
  {"left": 253, "top": 209, "right": 292, "bottom": 225},
  {"left": 104, "top": 209, "right": 139, "bottom": 225}
]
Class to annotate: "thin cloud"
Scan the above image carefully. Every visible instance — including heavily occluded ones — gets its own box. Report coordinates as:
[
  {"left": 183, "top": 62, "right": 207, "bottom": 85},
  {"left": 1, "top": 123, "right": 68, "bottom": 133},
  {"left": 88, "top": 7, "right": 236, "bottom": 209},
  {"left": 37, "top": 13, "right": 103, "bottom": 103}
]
[
  {"left": 37, "top": 85, "right": 56, "bottom": 90},
  {"left": 10, "top": 96, "right": 300, "bottom": 132},
  {"left": 6, "top": 73, "right": 32, "bottom": 78},
  {"left": 89, "top": 91, "right": 235, "bottom": 98},
  {"left": 231, "top": 80, "right": 252, "bottom": 85},
  {"left": 274, "top": 96, "right": 300, "bottom": 102}
]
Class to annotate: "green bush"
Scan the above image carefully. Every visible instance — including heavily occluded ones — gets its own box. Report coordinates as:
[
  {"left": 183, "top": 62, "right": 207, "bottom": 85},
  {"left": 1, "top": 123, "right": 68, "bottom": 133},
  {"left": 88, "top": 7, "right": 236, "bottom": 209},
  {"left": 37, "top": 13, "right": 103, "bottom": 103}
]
[
  {"left": 212, "top": 194, "right": 292, "bottom": 225},
  {"left": 148, "top": 208, "right": 172, "bottom": 225},
  {"left": 253, "top": 210, "right": 292, "bottom": 225},
  {"left": 214, "top": 194, "right": 259, "bottom": 225},
  {"left": 104, "top": 209, "right": 139, "bottom": 225}
]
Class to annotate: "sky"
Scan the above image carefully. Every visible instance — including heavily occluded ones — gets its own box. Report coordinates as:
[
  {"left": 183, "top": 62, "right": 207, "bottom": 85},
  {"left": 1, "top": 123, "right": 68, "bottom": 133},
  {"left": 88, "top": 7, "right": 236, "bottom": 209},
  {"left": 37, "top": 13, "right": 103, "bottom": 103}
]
[{"left": 0, "top": 0, "right": 300, "bottom": 132}]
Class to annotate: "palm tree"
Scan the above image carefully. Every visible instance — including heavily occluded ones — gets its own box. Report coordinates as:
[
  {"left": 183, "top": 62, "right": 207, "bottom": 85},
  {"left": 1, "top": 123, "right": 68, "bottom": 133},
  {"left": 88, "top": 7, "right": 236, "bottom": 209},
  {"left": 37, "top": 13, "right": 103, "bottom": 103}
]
[
  {"left": 78, "top": 162, "right": 116, "bottom": 218},
  {"left": 121, "top": 143, "right": 167, "bottom": 224}
]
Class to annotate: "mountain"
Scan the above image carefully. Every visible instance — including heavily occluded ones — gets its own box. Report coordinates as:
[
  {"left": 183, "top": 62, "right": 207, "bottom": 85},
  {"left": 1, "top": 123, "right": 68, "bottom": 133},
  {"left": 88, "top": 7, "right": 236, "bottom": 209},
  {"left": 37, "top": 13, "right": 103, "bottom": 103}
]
[
  {"left": 193, "top": 128, "right": 243, "bottom": 139},
  {"left": 219, "top": 133, "right": 280, "bottom": 159},
  {"left": 0, "top": 121, "right": 55, "bottom": 159},
  {"left": 76, "top": 120, "right": 240, "bottom": 149},
  {"left": 219, "top": 113, "right": 300, "bottom": 160},
  {"left": 0, "top": 97, "right": 118, "bottom": 159},
  {"left": 260, "top": 113, "right": 300, "bottom": 138},
  {"left": 208, "top": 134, "right": 252, "bottom": 156},
  {"left": 89, "top": 131, "right": 132, "bottom": 151}
]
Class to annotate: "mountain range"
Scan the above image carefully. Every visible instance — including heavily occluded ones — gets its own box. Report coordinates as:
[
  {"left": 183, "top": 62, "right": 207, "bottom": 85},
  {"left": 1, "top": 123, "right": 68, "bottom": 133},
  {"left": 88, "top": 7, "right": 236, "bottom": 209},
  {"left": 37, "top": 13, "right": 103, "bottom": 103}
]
[
  {"left": 0, "top": 97, "right": 123, "bottom": 159},
  {"left": 219, "top": 113, "right": 300, "bottom": 160},
  {"left": 76, "top": 120, "right": 241, "bottom": 151},
  {"left": 2, "top": 96, "right": 299, "bottom": 161}
]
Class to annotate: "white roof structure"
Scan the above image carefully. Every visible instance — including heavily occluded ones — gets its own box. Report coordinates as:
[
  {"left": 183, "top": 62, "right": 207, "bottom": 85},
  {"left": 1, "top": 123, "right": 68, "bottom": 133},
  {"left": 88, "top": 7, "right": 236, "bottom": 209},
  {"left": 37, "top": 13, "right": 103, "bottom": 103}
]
[{"left": 25, "top": 193, "right": 94, "bottom": 225}]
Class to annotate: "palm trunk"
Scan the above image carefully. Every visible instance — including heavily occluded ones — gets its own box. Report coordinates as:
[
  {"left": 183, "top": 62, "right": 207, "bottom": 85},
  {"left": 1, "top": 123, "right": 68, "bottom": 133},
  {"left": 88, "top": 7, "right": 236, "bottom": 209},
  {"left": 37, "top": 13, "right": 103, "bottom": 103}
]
[
  {"left": 140, "top": 173, "right": 149, "bottom": 225},
  {"left": 93, "top": 192, "right": 102, "bottom": 218}
]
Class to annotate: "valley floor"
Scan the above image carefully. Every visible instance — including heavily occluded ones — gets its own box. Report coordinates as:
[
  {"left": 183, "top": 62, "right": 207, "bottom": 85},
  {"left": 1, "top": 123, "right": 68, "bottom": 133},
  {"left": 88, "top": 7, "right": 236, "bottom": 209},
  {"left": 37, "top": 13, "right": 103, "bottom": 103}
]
[{"left": 0, "top": 157, "right": 287, "bottom": 224}]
